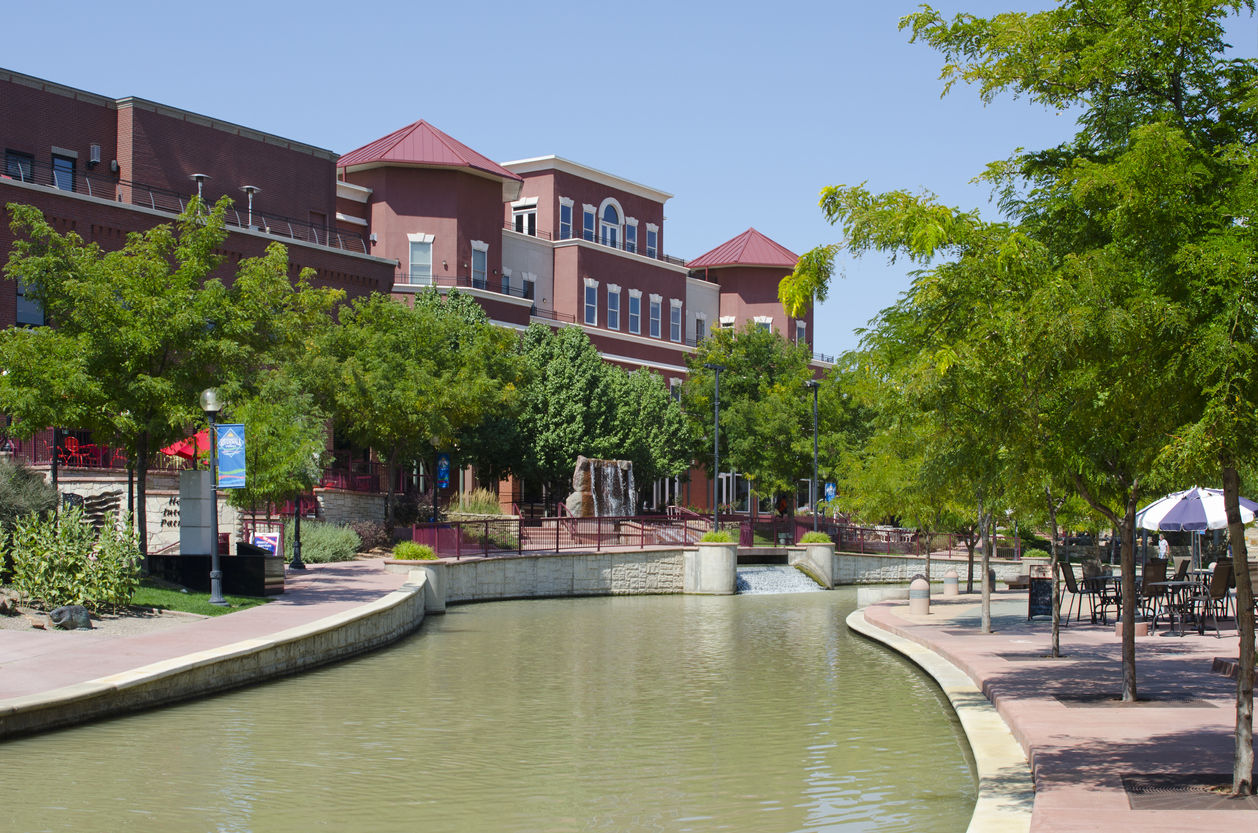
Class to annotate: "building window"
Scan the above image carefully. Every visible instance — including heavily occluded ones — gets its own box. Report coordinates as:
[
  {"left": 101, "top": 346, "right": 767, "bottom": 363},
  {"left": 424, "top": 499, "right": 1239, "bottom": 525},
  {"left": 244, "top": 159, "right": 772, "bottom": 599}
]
[
  {"left": 719, "top": 315, "right": 735, "bottom": 329},
  {"left": 625, "top": 218, "right": 638, "bottom": 254},
  {"left": 5, "top": 150, "right": 33, "bottom": 182},
  {"left": 669, "top": 300, "right": 682, "bottom": 342},
  {"left": 607, "top": 284, "right": 621, "bottom": 330},
  {"left": 755, "top": 315, "right": 773, "bottom": 333},
  {"left": 471, "top": 240, "right": 489, "bottom": 288},
  {"left": 407, "top": 233, "right": 434, "bottom": 284},
  {"left": 559, "top": 198, "right": 573, "bottom": 240},
  {"left": 795, "top": 320, "right": 807, "bottom": 345},
  {"left": 15, "top": 279, "right": 44, "bottom": 326},
  {"left": 582, "top": 205, "right": 596, "bottom": 241},
  {"left": 628, "top": 291, "right": 642, "bottom": 334},
  {"left": 522, "top": 272, "right": 536, "bottom": 300},
  {"left": 502, "top": 269, "right": 512, "bottom": 296},
  {"left": 513, "top": 207, "right": 537, "bottom": 236},
  {"left": 599, "top": 198, "right": 623, "bottom": 249},
  {"left": 669, "top": 378, "right": 682, "bottom": 402},
  {"left": 52, "top": 154, "right": 75, "bottom": 192},
  {"left": 695, "top": 315, "right": 707, "bottom": 343},
  {"left": 646, "top": 224, "right": 658, "bottom": 259},
  {"left": 584, "top": 278, "right": 599, "bottom": 326},
  {"left": 649, "top": 295, "right": 662, "bottom": 338}
]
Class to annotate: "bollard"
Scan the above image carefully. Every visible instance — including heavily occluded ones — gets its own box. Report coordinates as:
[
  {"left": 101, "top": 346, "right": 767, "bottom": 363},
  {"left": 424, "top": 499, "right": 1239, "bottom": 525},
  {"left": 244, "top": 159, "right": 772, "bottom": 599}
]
[
  {"left": 943, "top": 569, "right": 959, "bottom": 597},
  {"left": 909, "top": 576, "right": 930, "bottom": 615}
]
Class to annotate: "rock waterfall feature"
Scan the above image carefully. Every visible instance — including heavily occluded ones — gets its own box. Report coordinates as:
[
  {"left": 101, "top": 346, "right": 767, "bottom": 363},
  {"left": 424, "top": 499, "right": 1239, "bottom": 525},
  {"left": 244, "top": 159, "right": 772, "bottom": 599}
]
[{"left": 565, "top": 456, "right": 636, "bottom": 517}]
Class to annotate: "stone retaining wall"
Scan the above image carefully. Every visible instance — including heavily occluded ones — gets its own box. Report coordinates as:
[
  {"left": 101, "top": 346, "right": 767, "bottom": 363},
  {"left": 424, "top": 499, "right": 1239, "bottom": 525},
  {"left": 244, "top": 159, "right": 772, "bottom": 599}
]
[
  {"left": 317, "top": 489, "right": 386, "bottom": 525},
  {"left": 440, "top": 549, "right": 686, "bottom": 602},
  {"left": 833, "top": 552, "right": 1028, "bottom": 585}
]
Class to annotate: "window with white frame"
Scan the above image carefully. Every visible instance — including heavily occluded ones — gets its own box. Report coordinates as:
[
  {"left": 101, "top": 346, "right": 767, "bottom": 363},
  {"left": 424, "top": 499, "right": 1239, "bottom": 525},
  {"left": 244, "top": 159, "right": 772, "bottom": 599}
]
[
  {"left": 669, "top": 299, "right": 682, "bottom": 342},
  {"left": 582, "top": 204, "right": 596, "bottom": 241},
  {"left": 407, "top": 233, "right": 434, "bottom": 284},
  {"left": 669, "top": 378, "right": 682, "bottom": 402},
  {"left": 584, "top": 278, "right": 599, "bottom": 326},
  {"left": 512, "top": 198, "right": 537, "bottom": 236},
  {"left": 559, "top": 197, "right": 574, "bottom": 240},
  {"left": 471, "top": 240, "right": 489, "bottom": 288},
  {"left": 754, "top": 315, "right": 773, "bottom": 333},
  {"left": 607, "top": 284, "right": 621, "bottom": 330},
  {"left": 599, "top": 198, "right": 623, "bottom": 249},
  {"left": 649, "top": 294, "right": 662, "bottom": 338},
  {"left": 502, "top": 268, "right": 512, "bottom": 296},
  {"left": 719, "top": 315, "right": 735, "bottom": 329},
  {"left": 625, "top": 217, "right": 638, "bottom": 253},
  {"left": 695, "top": 314, "right": 707, "bottom": 343},
  {"left": 795, "top": 320, "right": 807, "bottom": 345},
  {"left": 628, "top": 290, "right": 642, "bottom": 334},
  {"left": 645, "top": 223, "right": 658, "bottom": 258}
]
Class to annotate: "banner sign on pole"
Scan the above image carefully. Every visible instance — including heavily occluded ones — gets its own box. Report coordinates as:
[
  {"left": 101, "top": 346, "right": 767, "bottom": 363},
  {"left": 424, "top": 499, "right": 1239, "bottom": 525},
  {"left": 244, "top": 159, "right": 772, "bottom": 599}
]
[
  {"left": 216, "top": 424, "right": 247, "bottom": 489},
  {"left": 436, "top": 452, "right": 451, "bottom": 489},
  {"left": 824, "top": 482, "right": 836, "bottom": 502}
]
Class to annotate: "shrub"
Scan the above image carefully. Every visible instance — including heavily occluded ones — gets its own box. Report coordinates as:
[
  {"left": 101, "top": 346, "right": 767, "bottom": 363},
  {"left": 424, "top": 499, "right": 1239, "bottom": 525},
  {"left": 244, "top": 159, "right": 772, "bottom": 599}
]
[
  {"left": 9, "top": 506, "right": 141, "bottom": 611},
  {"left": 392, "top": 541, "right": 437, "bottom": 560},
  {"left": 799, "top": 531, "right": 832, "bottom": 544},
  {"left": 348, "top": 519, "right": 392, "bottom": 550},
  {"left": 284, "top": 518, "right": 361, "bottom": 563},
  {"left": 700, "top": 529, "right": 737, "bottom": 543},
  {"left": 0, "top": 457, "right": 57, "bottom": 530},
  {"left": 453, "top": 488, "right": 502, "bottom": 516}
]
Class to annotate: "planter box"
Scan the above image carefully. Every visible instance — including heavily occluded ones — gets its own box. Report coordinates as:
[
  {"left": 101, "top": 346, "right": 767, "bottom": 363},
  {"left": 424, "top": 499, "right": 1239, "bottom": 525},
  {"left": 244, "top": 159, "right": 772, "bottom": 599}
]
[{"left": 149, "top": 545, "right": 285, "bottom": 597}]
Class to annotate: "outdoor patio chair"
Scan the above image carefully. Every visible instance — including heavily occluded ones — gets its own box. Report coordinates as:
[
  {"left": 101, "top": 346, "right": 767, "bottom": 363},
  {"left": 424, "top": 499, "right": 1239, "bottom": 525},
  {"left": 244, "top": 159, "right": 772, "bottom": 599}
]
[
  {"left": 1057, "top": 561, "right": 1100, "bottom": 624},
  {"left": 1138, "top": 558, "right": 1168, "bottom": 621},
  {"left": 1171, "top": 558, "right": 1190, "bottom": 582},
  {"left": 1189, "top": 559, "right": 1234, "bottom": 638},
  {"left": 1081, "top": 561, "right": 1119, "bottom": 623}
]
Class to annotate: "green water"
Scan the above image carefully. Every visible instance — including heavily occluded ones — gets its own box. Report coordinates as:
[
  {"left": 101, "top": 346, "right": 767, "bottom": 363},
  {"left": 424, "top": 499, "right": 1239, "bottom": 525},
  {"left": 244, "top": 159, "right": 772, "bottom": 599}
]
[{"left": 6, "top": 589, "right": 976, "bottom": 833}]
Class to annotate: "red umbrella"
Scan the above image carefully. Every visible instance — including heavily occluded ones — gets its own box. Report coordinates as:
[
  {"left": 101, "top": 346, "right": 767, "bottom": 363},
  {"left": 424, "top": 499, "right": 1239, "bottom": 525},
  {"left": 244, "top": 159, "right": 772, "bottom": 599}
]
[{"left": 161, "top": 429, "right": 211, "bottom": 460}]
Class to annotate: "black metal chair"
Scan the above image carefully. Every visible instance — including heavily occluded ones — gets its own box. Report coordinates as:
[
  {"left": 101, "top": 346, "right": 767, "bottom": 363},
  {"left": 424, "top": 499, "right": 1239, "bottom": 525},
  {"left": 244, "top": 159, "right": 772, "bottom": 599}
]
[
  {"left": 1190, "top": 559, "right": 1234, "bottom": 638},
  {"left": 1057, "top": 561, "right": 1101, "bottom": 624}
]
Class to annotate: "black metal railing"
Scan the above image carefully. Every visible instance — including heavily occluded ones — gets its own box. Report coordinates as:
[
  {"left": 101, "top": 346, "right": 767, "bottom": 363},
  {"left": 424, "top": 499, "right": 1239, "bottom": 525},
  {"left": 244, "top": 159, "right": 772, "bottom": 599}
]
[
  {"left": 546, "top": 224, "right": 687, "bottom": 267},
  {"left": 1, "top": 156, "right": 367, "bottom": 254},
  {"left": 411, "top": 513, "right": 710, "bottom": 559}
]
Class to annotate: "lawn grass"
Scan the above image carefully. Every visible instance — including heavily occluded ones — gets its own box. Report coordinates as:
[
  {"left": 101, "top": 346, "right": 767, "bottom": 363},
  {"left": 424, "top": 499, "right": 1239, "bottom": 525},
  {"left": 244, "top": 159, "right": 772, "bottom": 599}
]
[{"left": 131, "top": 579, "right": 269, "bottom": 617}]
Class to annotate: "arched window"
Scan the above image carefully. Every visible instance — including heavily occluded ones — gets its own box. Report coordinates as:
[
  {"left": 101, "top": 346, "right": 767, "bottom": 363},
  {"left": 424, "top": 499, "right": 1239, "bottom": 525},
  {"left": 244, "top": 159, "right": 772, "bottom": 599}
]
[{"left": 599, "top": 198, "right": 623, "bottom": 249}]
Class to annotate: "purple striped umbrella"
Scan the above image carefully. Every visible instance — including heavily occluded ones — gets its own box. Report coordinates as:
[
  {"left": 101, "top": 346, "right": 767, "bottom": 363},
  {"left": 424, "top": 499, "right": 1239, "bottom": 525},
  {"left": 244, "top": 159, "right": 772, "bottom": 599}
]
[{"left": 1135, "top": 486, "right": 1258, "bottom": 531}]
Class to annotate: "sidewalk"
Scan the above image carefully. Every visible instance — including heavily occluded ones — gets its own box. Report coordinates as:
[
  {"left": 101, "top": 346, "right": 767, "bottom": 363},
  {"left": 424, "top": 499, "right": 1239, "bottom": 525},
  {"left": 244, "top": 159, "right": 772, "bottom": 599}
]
[
  {"left": 860, "top": 591, "right": 1258, "bottom": 832},
  {"left": 0, "top": 560, "right": 410, "bottom": 706}
]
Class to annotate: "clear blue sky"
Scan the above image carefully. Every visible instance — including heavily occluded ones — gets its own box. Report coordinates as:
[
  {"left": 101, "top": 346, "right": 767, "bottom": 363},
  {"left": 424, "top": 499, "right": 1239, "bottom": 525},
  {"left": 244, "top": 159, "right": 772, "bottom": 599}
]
[{"left": 5, "top": 1, "right": 1254, "bottom": 358}]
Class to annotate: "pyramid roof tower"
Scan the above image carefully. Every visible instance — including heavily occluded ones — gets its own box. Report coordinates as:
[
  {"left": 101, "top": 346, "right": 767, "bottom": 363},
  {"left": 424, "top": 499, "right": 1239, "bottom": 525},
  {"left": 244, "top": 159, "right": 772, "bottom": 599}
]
[
  {"left": 339, "top": 119, "right": 522, "bottom": 198},
  {"left": 687, "top": 228, "right": 798, "bottom": 270}
]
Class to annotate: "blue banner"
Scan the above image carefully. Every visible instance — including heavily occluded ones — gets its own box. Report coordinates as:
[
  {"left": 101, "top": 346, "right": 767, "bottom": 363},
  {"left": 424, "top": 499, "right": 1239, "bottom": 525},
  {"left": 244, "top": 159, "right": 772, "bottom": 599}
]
[
  {"left": 216, "top": 423, "right": 246, "bottom": 489},
  {"left": 824, "top": 482, "right": 836, "bottom": 502},
  {"left": 436, "top": 452, "right": 451, "bottom": 489}
]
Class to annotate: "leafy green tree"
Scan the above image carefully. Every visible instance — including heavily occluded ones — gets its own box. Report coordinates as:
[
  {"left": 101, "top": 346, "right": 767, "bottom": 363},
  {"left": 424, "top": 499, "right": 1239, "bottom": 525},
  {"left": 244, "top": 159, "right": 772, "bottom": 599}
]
[
  {"left": 609, "top": 368, "right": 694, "bottom": 492},
  {"left": 683, "top": 324, "right": 815, "bottom": 504}
]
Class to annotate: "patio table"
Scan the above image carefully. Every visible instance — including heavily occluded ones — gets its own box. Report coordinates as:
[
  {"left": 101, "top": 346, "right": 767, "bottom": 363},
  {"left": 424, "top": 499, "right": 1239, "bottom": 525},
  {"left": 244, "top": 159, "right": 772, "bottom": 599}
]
[{"left": 1150, "top": 579, "right": 1204, "bottom": 636}]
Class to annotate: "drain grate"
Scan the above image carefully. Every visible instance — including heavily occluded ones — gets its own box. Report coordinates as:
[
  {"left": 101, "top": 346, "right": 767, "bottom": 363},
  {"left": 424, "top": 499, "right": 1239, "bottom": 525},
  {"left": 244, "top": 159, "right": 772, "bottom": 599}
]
[{"left": 1123, "top": 774, "right": 1258, "bottom": 810}]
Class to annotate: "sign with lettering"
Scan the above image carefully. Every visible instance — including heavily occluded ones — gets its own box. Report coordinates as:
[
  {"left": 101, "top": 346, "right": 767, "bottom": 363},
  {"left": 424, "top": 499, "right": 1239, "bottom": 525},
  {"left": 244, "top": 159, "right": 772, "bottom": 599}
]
[{"left": 216, "top": 424, "right": 246, "bottom": 489}]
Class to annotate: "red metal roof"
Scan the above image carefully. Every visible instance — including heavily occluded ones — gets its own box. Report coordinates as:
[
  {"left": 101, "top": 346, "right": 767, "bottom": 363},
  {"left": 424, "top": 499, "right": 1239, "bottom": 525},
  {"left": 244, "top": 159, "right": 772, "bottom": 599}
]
[
  {"left": 338, "top": 120, "right": 522, "bottom": 183},
  {"left": 687, "top": 228, "right": 798, "bottom": 269}
]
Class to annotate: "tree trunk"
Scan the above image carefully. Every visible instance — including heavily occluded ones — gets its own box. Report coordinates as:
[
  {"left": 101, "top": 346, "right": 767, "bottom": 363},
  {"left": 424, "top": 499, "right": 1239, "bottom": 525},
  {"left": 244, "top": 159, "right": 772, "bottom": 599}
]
[
  {"left": 979, "top": 504, "right": 992, "bottom": 633},
  {"left": 1047, "top": 488, "right": 1061, "bottom": 658},
  {"left": 1119, "top": 496, "right": 1138, "bottom": 702},
  {"left": 966, "top": 527, "right": 976, "bottom": 593},
  {"left": 1224, "top": 464, "right": 1255, "bottom": 795}
]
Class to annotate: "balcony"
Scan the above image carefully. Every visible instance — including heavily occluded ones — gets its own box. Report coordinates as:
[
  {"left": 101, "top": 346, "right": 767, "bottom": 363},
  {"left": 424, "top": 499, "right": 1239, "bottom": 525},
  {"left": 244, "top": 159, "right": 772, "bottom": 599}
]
[
  {"left": 1, "top": 157, "right": 368, "bottom": 254},
  {"left": 506, "top": 221, "right": 687, "bottom": 267},
  {"left": 392, "top": 270, "right": 574, "bottom": 323}
]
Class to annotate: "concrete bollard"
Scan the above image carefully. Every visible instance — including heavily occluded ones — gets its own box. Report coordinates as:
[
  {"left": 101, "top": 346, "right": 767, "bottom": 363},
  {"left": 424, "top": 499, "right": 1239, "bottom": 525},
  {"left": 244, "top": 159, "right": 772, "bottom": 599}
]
[
  {"left": 909, "top": 576, "right": 930, "bottom": 615},
  {"left": 943, "top": 569, "right": 959, "bottom": 597}
]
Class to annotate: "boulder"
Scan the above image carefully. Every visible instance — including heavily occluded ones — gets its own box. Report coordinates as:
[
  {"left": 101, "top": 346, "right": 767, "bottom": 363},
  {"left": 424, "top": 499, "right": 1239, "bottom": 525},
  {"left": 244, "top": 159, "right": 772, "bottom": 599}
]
[{"left": 49, "top": 605, "right": 93, "bottom": 630}]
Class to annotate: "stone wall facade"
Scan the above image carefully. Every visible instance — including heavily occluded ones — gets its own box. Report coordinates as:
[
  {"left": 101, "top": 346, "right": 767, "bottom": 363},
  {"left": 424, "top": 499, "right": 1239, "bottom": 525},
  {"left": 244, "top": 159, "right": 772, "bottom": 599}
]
[
  {"left": 833, "top": 552, "right": 1027, "bottom": 585},
  {"left": 316, "top": 489, "right": 386, "bottom": 525},
  {"left": 442, "top": 549, "right": 685, "bottom": 603}
]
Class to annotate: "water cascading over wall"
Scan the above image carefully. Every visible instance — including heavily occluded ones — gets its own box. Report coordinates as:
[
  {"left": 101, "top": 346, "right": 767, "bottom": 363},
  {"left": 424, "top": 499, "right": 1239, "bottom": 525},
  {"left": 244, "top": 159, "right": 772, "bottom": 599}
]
[{"left": 565, "top": 456, "right": 636, "bottom": 517}]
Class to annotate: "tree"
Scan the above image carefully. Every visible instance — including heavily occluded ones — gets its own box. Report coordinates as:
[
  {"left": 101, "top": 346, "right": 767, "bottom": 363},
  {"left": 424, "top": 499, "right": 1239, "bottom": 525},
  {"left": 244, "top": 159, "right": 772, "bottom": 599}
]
[
  {"left": 609, "top": 368, "right": 694, "bottom": 492},
  {"left": 683, "top": 324, "right": 816, "bottom": 505},
  {"left": 320, "top": 291, "right": 521, "bottom": 523}
]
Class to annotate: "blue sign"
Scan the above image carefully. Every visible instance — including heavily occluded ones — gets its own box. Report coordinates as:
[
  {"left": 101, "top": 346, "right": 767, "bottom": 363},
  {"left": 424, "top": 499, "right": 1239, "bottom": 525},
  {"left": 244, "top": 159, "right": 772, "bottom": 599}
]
[
  {"left": 436, "top": 452, "right": 451, "bottom": 489},
  {"left": 824, "top": 482, "right": 836, "bottom": 502},
  {"left": 216, "top": 423, "right": 246, "bottom": 489}
]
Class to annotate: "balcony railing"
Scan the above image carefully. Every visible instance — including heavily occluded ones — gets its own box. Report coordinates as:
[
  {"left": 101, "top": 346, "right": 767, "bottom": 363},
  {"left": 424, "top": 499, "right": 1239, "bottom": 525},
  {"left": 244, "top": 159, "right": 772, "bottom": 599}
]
[
  {"left": 1, "top": 156, "right": 368, "bottom": 254},
  {"left": 509, "top": 220, "right": 688, "bottom": 267}
]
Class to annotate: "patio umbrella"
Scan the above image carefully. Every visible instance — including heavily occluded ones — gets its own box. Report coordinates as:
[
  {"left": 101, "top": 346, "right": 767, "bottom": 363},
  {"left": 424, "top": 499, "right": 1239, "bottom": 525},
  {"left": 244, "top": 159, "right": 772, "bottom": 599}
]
[
  {"left": 1135, "top": 486, "right": 1258, "bottom": 532},
  {"left": 160, "top": 429, "right": 211, "bottom": 460}
]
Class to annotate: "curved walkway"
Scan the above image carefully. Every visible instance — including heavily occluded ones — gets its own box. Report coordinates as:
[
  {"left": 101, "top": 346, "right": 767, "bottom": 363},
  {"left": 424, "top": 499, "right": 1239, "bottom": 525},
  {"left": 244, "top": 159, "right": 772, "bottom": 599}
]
[
  {"left": 0, "top": 560, "right": 417, "bottom": 737},
  {"left": 859, "top": 592, "right": 1258, "bottom": 832}
]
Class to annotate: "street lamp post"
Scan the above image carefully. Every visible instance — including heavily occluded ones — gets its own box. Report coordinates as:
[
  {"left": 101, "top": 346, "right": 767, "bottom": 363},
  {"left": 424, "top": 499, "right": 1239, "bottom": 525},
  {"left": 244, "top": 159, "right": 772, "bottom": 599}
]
[
  {"left": 290, "top": 499, "right": 306, "bottom": 570},
  {"left": 704, "top": 363, "right": 725, "bottom": 532},
  {"left": 805, "top": 379, "right": 820, "bottom": 532},
  {"left": 200, "top": 388, "right": 228, "bottom": 606}
]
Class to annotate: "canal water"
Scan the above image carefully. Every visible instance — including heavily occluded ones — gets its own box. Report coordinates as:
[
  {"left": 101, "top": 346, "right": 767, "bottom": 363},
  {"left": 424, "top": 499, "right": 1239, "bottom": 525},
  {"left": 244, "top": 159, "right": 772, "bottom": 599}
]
[{"left": 6, "top": 588, "right": 976, "bottom": 833}]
